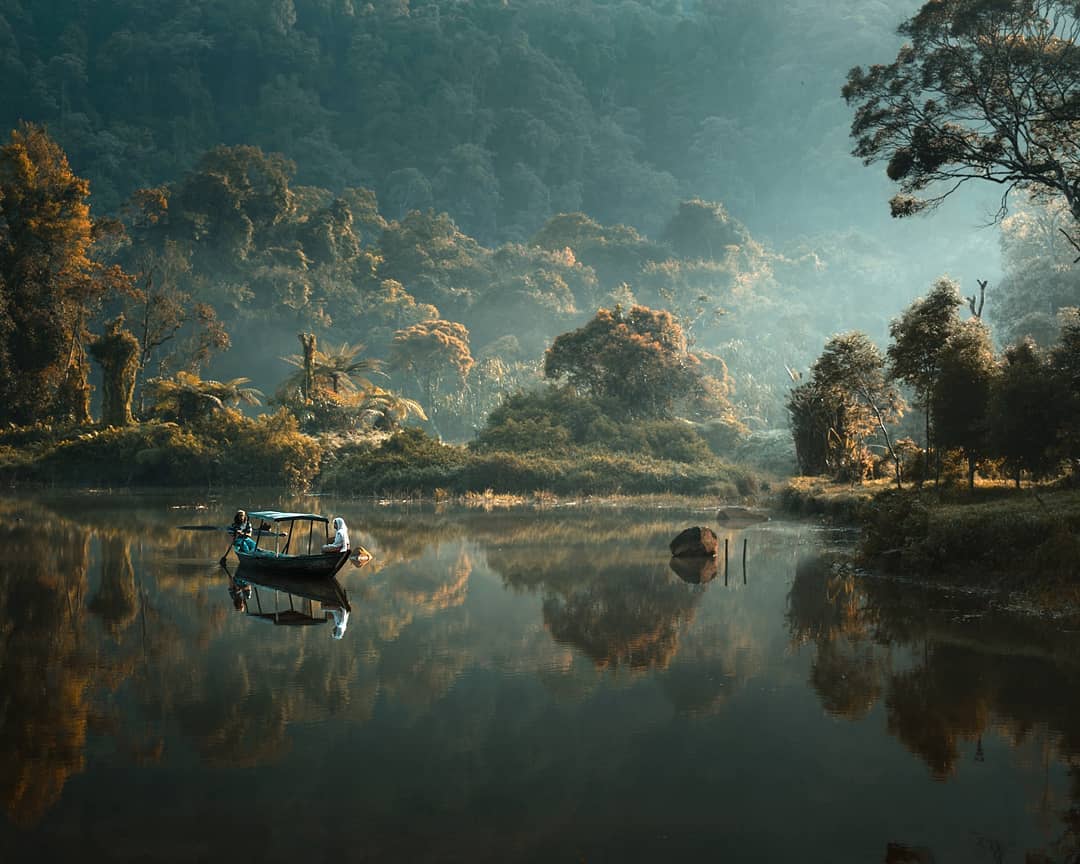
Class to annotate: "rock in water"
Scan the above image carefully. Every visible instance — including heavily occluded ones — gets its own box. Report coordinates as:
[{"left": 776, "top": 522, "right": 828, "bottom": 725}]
[{"left": 670, "top": 526, "right": 719, "bottom": 557}]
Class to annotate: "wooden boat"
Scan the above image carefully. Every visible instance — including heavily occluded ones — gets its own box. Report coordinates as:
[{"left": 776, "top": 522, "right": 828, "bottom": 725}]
[{"left": 233, "top": 510, "right": 350, "bottom": 579}]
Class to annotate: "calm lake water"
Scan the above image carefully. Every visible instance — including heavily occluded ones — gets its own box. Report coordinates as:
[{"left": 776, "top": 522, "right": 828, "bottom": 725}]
[{"left": 2, "top": 492, "right": 1079, "bottom": 863}]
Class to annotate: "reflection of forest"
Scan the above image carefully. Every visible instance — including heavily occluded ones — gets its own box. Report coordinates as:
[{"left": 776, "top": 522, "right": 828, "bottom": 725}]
[
  {"left": 0, "top": 512, "right": 97, "bottom": 827},
  {"left": 0, "top": 497, "right": 382, "bottom": 824},
  {"left": 541, "top": 566, "right": 699, "bottom": 670},
  {"left": 787, "top": 554, "right": 1080, "bottom": 861},
  {"left": 2, "top": 497, "right": 766, "bottom": 827},
  {"left": 480, "top": 512, "right": 731, "bottom": 671}
]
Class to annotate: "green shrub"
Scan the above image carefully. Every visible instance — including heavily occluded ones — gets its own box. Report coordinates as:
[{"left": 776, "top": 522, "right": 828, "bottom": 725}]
[
  {"left": 475, "top": 386, "right": 718, "bottom": 463},
  {"left": 36, "top": 422, "right": 218, "bottom": 485},
  {"left": 323, "top": 434, "right": 753, "bottom": 498},
  {"left": 469, "top": 416, "right": 573, "bottom": 453},
  {"left": 225, "top": 409, "right": 323, "bottom": 489},
  {"left": 323, "top": 427, "right": 467, "bottom": 492},
  {"left": 25, "top": 411, "right": 322, "bottom": 490}
]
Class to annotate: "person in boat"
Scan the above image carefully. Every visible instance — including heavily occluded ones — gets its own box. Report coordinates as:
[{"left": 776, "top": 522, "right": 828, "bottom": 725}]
[
  {"left": 231, "top": 511, "right": 256, "bottom": 555},
  {"left": 230, "top": 509, "right": 252, "bottom": 537},
  {"left": 322, "top": 517, "right": 350, "bottom": 554}
]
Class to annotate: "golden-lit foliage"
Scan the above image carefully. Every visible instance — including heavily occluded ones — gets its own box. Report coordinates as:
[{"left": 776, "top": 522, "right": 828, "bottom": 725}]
[
  {"left": 145, "top": 371, "right": 263, "bottom": 424},
  {"left": 543, "top": 304, "right": 702, "bottom": 419},
  {"left": 390, "top": 319, "right": 474, "bottom": 382},
  {"left": 0, "top": 123, "right": 130, "bottom": 425}
]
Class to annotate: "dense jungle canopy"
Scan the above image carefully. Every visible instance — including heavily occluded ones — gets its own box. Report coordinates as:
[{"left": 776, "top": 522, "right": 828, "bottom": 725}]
[{"left": 1, "top": 0, "right": 1055, "bottom": 454}]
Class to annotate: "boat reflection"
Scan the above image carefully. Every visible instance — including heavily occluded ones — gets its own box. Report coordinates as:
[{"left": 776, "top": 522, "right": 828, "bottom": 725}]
[{"left": 224, "top": 563, "right": 357, "bottom": 638}]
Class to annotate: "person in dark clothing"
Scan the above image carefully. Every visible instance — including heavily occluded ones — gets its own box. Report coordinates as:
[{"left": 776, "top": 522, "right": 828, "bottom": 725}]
[{"left": 231, "top": 509, "right": 252, "bottom": 537}]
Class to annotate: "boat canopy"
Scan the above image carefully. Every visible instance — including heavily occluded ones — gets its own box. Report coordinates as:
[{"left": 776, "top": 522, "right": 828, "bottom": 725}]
[{"left": 247, "top": 510, "right": 329, "bottom": 524}]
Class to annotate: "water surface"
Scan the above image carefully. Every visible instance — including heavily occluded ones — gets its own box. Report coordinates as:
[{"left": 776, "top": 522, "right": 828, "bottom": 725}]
[{"left": 2, "top": 492, "right": 1078, "bottom": 862}]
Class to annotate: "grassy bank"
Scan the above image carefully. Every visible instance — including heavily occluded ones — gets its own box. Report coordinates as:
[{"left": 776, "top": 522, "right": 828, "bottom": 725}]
[
  {"left": 782, "top": 475, "right": 1080, "bottom": 587},
  {"left": 321, "top": 428, "right": 759, "bottom": 499},
  {"left": 0, "top": 421, "right": 760, "bottom": 501},
  {"left": 778, "top": 476, "right": 891, "bottom": 521}
]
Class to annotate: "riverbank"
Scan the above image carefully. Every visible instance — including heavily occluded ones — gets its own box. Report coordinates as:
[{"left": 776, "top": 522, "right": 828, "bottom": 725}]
[
  {"left": 781, "top": 476, "right": 1080, "bottom": 598},
  {"left": 0, "top": 420, "right": 762, "bottom": 501}
]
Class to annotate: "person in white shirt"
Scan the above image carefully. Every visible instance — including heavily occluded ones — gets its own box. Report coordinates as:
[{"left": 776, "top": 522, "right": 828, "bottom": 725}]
[{"left": 322, "top": 516, "right": 350, "bottom": 553}]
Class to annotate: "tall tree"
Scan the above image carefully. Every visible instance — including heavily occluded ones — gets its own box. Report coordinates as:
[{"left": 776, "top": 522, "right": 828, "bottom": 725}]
[
  {"left": 990, "top": 339, "right": 1061, "bottom": 485},
  {"left": 119, "top": 187, "right": 229, "bottom": 400},
  {"left": 543, "top": 305, "right": 701, "bottom": 419},
  {"left": 0, "top": 123, "right": 126, "bottom": 424},
  {"left": 389, "top": 319, "right": 474, "bottom": 432},
  {"left": 844, "top": 0, "right": 1080, "bottom": 228},
  {"left": 660, "top": 198, "right": 748, "bottom": 261},
  {"left": 812, "top": 332, "right": 906, "bottom": 488},
  {"left": 1050, "top": 306, "right": 1080, "bottom": 471},
  {"left": 932, "top": 319, "right": 999, "bottom": 489},
  {"left": 887, "top": 277, "right": 964, "bottom": 475},
  {"left": 787, "top": 378, "right": 842, "bottom": 477},
  {"left": 281, "top": 340, "right": 382, "bottom": 397},
  {"left": 992, "top": 196, "right": 1080, "bottom": 347}
]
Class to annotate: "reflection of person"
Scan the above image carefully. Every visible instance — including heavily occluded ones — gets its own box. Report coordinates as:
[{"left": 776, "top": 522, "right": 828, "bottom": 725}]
[
  {"left": 323, "top": 603, "right": 349, "bottom": 639},
  {"left": 322, "top": 517, "right": 350, "bottom": 553},
  {"left": 228, "top": 575, "right": 252, "bottom": 612}
]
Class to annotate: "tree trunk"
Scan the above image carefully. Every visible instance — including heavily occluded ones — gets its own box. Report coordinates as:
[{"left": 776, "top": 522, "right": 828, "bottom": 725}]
[
  {"left": 924, "top": 399, "right": 937, "bottom": 486},
  {"left": 868, "top": 399, "right": 902, "bottom": 490},
  {"left": 967, "top": 453, "right": 976, "bottom": 490},
  {"left": 298, "top": 333, "right": 316, "bottom": 403}
]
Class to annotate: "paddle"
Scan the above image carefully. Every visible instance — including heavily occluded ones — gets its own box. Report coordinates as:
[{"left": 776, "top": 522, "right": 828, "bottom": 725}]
[
  {"left": 174, "top": 525, "right": 280, "bottom": 567},
  {"left": 219, "top": 537, "right": 234, "bottom": 568},
  {"left": 178, "top": 525, "right": 285, "bottom": 536}
]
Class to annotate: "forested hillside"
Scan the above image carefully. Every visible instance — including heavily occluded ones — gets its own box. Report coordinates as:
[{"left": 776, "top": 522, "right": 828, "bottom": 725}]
[
  {"left": 1, "top": 0, "right": 915, "bottom": 241},
  {"left": 0, "top": 0, "right": 1012, "bottom": 453}
]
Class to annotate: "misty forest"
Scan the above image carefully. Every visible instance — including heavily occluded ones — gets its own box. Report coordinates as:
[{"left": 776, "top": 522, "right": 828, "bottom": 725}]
[{"left": 3, "top": 1, "right": 1080, "bottom": 565}]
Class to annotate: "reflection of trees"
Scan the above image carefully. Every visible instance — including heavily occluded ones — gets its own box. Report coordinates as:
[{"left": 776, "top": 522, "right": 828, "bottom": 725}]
[
  {"left": 480, "top": 514, "right": 745, "bottom": 673},
  {"left": 88, "top": 534, "right": 138, "bottom": 638},
  {"left": 352, "top": 546, "right": 474, "bottom": 708},
  {"left": 787, "top": 554, "right": 888, "bottom": 720},
  {"left": 542, "top": 566, "right": 700, "bottom": 670},
  {"left": 790, "top": 547, "right": 1080, "bottom": 860},
  {"left": 0, "top": 518, "right": 95, "bottom": 826},
  {"left": 394, "top": 549, "right": 471, "bottom": 615},
  {"left": 786, "top": 554, "right": 876, "bottom": 647},
  {"left": 884, "top": 648, "right": 989, "bottom": 781},
  {"left": 175, "top": 655, "right": 291, "bottom": 768},
  {"left": 366, "top": 547, "right": 472, "bottom": 643},
  {"left": 810, "top": 637, "right": 885, "bottom": 720}
]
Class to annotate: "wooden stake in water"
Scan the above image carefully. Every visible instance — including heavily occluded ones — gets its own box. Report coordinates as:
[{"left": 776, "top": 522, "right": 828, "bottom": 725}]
[
  {"left": 724, "top": 537, "right": 729, "bottom": 586},
  {"left": 743, "top": 537, "right": 748, "bottom": 584}
]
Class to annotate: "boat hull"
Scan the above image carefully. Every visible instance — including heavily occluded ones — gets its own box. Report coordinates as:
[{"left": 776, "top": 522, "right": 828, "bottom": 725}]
[{"left": 235, "top": 549, "right": 350, "bottom": 579}]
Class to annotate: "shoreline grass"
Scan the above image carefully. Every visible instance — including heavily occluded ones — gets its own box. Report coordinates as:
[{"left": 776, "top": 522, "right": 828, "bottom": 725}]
[{"left": 781, "top": 475, "right": 1080, "bottom": 592}]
